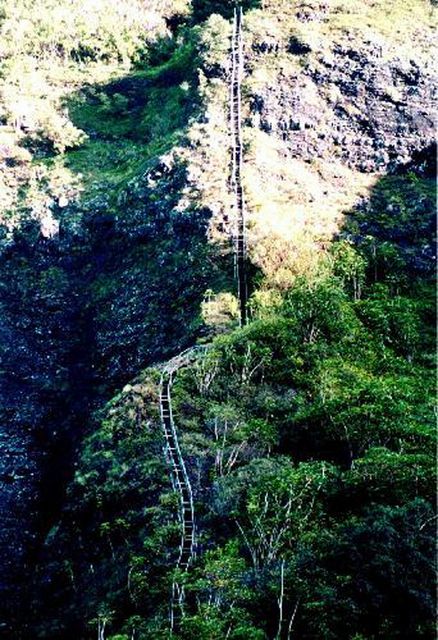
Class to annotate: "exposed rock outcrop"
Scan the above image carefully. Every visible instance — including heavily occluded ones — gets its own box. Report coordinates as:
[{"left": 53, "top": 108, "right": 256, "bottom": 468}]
[{"left": 249, "top": 39, "right": 436, "bottom": 173}]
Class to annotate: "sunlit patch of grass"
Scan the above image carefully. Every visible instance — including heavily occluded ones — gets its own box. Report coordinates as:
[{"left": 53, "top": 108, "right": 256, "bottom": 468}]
[
  {"left": 64, "top": 141, "right": 149, "bottom": 195},
  {"left": 325, "top": 0, "right": 435, "bottom": 48},
  {"left": 247, "top": 0, "right": 434, "bottom": 61},
  {"left": 63, "top": 132, "right": 185, "bottom": 202},
  {"left": 242, "top": 129, "right": 377, "bottom": 288},
  {"left": 61, "top": 39, "right": 199, "bottom": 202}
]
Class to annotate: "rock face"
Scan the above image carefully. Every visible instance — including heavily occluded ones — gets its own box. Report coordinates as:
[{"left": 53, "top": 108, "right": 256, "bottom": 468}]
[
  {"left": 0, "top": 160, "right": 213, "bottom": 635},
  {"left": 249, "top": 41, "right": 436, "bottom": 173},
  {"left": 0, "top": 426, "right": 41, "bottom": 631},
  {"left": 0, "top": 233, "right": 83, "bottom": 635}
]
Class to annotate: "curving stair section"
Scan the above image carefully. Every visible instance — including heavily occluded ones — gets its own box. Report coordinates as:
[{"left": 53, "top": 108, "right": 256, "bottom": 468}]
[{"left": 159, "top": 348, "right": 204, "bottom": 630}]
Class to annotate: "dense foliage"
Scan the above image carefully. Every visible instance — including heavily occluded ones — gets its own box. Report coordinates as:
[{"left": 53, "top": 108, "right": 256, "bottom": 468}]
[
  {"left": 29, "top": 157, "right": 436, "bottom": 638},
  {"left": 0, "top": 1, "right": 435, "bottom": 639}
]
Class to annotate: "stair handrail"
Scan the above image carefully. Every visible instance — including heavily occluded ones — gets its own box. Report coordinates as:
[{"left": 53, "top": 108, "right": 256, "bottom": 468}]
[
  {"left": 158, "top": 345, "right": 210, "bottom": 630},
  {"left": 230, "top": 7, "right": 248, "bottom": 325},
  {"left": 162, "top": 373, "right": 195, "bottom": 563}
]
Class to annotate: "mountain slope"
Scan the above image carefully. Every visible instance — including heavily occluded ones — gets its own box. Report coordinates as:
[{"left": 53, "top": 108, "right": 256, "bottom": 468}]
[{"left": 0, "top": 1, "right": 435, "bottom": 638}]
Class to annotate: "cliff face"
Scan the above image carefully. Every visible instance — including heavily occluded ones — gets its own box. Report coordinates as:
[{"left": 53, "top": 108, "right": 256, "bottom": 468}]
[
  {"left": 0, "top": 1, "right": 435, "bottom": 638},
  {"left": 251, "top": 43, "right": 435, "bottom": 172},
  {"left": 0, "top": 166, "right": 214, "bottom": 634},
  {"left": 235, "top": 1, "right": 436, "bottom": 287},
  {"left": 0, "top": 426, "right": 41, "bottom": 628}
]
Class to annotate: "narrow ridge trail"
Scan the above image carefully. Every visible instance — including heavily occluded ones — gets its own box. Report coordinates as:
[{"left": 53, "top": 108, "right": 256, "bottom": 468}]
[
  {"left": 230, "top": 6, "right": 248, "bottom": 326},
  {"left": 159, "top": 347, "right": 205, "bottom": 630}
]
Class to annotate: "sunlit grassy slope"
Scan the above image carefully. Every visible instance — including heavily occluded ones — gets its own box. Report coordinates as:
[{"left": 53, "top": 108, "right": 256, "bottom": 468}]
[
  {"left": 0, "top": 0, "right": 192, "bottom": 224},
  {"left": 1, "top": 0, "right": 434, "bottom": 226}
]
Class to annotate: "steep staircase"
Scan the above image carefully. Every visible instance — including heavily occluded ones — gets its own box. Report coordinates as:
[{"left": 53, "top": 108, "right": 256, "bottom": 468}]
[
  {"left": 159, "top": 348, "right": 204, "bottom": 630},
  {"left": 159, "top": 7, "right": 248, "bottom": 630},
  {"left": 230, "top": 7, "right": 248, "bottom": 327}
]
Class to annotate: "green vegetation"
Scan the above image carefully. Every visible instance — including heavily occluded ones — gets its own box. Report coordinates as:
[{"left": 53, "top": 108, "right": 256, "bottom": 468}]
[
  {"left": 65, "top": 40, "right": 199, "bottom": 200},
  {"left": 0, "top": 0, "right": 194, "bottom": 222},
  {"left": 0, "top": 0, "right": 435, "bottom": 639},
  {"left": 33, "top": 220, "right": 435, "bottom": 638}
]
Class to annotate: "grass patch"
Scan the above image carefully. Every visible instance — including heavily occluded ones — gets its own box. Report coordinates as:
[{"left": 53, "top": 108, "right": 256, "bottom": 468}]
[
  {"left": 247, "top": 0, "right": 434, "bottom": 60},
  {"left": 63, "top": 39, "right": 200, "bottom": 202}
]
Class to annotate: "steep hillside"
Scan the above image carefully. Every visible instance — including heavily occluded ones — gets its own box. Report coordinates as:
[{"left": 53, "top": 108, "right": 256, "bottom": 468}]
[{"left": 0, "top": 0, "right": 435, "bottom": 638}]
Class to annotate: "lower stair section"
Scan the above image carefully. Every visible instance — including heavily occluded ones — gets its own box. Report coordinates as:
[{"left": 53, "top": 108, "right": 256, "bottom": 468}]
[{"left": 159, "top": 348, "right": 201, "bottom": 631}]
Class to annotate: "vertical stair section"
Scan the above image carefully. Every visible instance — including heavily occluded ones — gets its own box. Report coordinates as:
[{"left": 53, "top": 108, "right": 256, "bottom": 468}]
[{"left": 230, "top": 7, "right": 248, "bottom": 327}]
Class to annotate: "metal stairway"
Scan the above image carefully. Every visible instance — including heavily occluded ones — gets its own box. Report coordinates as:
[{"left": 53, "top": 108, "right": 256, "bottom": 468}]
[
  {"left": 230, "top": 6, "right": 248, "bottom": 327},
  {"left": 159, "top": 348, "right": 205, "bottom": 631}
]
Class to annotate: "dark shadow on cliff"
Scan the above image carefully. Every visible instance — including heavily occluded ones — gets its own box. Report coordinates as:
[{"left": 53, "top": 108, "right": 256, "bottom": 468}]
[
  {"left": 0, "top": 224, "right": 96, "bottom": 638},
  {"left": 341, "top": 142, "right": 436, "bottom": 284},
  {"left": 191, "top": 0, "right": 261, "bottom": 23},
  {"left": 0, "top": 29, "right": 234, "bottom": 639}
]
